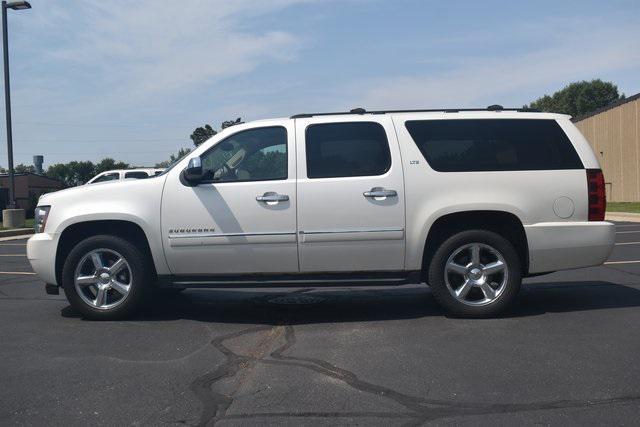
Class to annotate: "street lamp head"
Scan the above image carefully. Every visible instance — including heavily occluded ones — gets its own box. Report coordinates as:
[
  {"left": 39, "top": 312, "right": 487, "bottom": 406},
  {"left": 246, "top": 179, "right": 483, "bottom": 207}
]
[{"left": 5, "top": 1, "right": 31, "bottom": 10}]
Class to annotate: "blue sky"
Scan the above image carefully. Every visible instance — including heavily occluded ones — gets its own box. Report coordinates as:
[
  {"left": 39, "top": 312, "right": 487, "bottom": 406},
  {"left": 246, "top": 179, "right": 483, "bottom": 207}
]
[{"left": 0, "top": 0, "right": 639, "bottom": 167}]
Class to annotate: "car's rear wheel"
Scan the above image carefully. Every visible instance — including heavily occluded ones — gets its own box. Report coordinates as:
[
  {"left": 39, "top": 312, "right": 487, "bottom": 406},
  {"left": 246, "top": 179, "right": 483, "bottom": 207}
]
[
  {"left": 427, "top": 230, "right": 522, "bottom": 318},
  {"left": 61, "top": 235, "right": 152, "bottom": 320}
]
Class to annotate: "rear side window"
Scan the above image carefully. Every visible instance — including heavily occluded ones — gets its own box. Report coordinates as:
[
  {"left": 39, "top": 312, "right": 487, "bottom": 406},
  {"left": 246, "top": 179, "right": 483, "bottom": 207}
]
[
  {"left": 306, "top": 122, "right": 391, "bottom": 178},
  {"left": 124, "top": 171, "right": 150, "bottom": 179},
  {"left": 405, "top": 119, "right": 583, "bottom": 172}
]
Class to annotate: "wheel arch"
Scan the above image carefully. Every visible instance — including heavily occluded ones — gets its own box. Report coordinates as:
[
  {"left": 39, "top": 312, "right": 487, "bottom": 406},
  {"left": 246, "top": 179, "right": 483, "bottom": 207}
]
[
  {"left": 55, "top": 220, "right": 157, "bottom": 286},
  {"left": 421, "top": 210, "right": 529, "bottom": 278}
]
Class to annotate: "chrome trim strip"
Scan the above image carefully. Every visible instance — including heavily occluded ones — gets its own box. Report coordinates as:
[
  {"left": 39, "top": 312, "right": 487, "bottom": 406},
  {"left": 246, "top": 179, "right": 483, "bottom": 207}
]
[
  {"left": 168, "top": 231, "right": 296, "bottom": 239},
  {"left": 300, "top": 228, "right": 404, "bottom": 235}
]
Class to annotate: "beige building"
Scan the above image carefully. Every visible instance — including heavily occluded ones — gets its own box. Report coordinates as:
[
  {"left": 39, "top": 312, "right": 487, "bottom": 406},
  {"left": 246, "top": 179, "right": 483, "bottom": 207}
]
[{"left": 573, "top": 93, "right": 640, "bottom": 202}]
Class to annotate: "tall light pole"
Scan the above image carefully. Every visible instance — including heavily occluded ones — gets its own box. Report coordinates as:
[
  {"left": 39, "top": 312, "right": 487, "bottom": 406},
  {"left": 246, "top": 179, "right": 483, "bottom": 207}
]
[{"left": 2, "top": 0, "right": 30, "bottom": 210}]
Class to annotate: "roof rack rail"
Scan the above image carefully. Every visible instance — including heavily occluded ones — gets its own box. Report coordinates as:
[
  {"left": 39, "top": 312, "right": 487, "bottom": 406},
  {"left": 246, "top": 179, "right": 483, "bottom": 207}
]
[{"left": 291, "top": 105, "right": 540, "bottom": 118}]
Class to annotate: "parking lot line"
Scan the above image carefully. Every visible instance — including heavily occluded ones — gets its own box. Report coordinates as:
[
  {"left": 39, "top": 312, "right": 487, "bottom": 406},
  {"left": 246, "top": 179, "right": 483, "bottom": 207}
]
[
  {"left": 615, "top": 241, "right": 640, "bottom": 245},
  {"left": 0, "top": 271, "right": 35, "bottom": 275},
  {"left": 0, "top": 254, "right": 26, "bottom": 257},
  {"left": 615, "top": 230, "right": 640, "bottom": 234},
  {"left": 0, "top": 243, "right": 26, "bottom": 246}
]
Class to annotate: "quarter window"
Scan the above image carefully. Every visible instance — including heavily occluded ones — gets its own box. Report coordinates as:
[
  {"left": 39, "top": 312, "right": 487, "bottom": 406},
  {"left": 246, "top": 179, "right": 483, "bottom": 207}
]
[
  {"left": 405, "top": 119, "right": 583, "bottom": 172},
  {"left": 200, "top": 126, "right": 287, "bottom": 183},
  {"left": 305, "top": 122, "right": 391, "bottom": 179}
]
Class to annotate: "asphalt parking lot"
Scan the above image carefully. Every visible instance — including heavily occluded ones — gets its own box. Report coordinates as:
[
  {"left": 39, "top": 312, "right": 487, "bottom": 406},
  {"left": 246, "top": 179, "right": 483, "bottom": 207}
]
[{"left": 1, "top": 223, "right": 640, "bottom": 426}]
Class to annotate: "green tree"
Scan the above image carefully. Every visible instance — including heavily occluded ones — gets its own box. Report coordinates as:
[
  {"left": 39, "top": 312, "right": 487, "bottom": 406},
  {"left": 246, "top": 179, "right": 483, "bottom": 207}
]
[
  {"left": 190, "top": 124, "right": 216, "bottom": 147},
  {"left": 527, "top": 79, "right": 625, "bottom": 117},
  {"left": 46, "top": 161, "right": 96, "bottom": 186},
  {"left": 95, "top": 158, "right": 130, "bottom": 175},
  {"left": 46, "top": 163, "right": 73, "bottom": 185},
  {"left": 155, "top": 147, "right": 192, "bottom": 168},
  {"left": 242, "top": 150, "right": 287, "bottom": 180},
  {"left": 14, "top": 163, "right": 36, "bottom": 173},
  {"left": 189, "top": 118, "right": 244, "bottom": 147},
  {"left": 221, "top": 118, "right": 243, "bottom": 129},
  {"left": 68, "top": 161, "right": 96, "bottom": 185}
]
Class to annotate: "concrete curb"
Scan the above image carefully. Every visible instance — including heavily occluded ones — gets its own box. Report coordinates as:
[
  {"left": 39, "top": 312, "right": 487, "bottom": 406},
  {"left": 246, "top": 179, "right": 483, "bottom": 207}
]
[
  {"left": 606, "top": 212, "right": 640, "bottom": 223},
  {"left": 0, "top": 228, "right": 34, "bottom": 239}
]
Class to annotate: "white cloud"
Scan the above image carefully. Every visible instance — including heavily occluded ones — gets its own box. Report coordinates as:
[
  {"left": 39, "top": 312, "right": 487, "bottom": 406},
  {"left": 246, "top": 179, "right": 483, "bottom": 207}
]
[
  {"left": 1, "top": 0, "right": 319, "bottom": 165},
  {"left": 2, "top": 3, "right": 638, "bottom": 167},
  {"left": 357, "top": 20, "right": 640, "bottom": 109},
  {"left": 42, "top": 0, "right": 307, "bottom": 99}
]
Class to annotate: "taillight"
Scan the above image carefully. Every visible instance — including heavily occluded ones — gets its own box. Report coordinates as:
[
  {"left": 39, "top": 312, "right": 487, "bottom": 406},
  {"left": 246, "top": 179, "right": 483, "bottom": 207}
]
[{"left": 587, "top": 169, "right": 606, "bottom": 221}]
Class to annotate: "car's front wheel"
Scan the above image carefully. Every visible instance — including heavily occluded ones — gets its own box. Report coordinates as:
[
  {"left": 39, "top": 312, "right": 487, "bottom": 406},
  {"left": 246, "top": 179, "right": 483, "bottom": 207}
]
[
  {"left": 427, "top": 230, "right": 522, "bottom": 318},
  {"left": 61, "top": 235, "right": 152, "bottom": 320}
]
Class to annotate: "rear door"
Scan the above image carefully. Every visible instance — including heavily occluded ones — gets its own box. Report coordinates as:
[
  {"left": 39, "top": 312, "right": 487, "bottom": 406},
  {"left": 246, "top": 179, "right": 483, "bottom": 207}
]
[{"left": 295, "top": 115, "right": 406, "bottom": 272}]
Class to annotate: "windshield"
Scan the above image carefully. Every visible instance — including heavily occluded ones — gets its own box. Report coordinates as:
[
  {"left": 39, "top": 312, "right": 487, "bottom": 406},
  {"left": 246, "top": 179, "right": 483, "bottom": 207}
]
[{"left": 156, "top": 150, "right": 193, "bottom": 176}]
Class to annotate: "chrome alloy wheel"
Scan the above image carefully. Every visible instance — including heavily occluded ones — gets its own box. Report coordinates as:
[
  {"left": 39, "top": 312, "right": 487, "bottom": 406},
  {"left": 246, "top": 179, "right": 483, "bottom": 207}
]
[
  {"left": 74, "top": 248, "right": 133, "bottom": 310},
  {"left": 444, "top": 243, "right": 508, "bottom": 306}
]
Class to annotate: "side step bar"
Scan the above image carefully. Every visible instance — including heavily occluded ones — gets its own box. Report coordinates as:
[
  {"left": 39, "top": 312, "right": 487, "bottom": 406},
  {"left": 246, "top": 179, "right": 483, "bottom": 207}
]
[{"left": 159, "top": 271, "right": 423, "bottom": 289}]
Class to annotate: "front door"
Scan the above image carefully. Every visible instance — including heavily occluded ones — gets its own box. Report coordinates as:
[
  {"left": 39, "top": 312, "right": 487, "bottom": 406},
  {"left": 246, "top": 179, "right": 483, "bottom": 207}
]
[
  {"left": 161, "top": 121, "right": 298, "bottom": 276},
  {"left": 295, "top": 116, "right": 406, "bottom": 272}
]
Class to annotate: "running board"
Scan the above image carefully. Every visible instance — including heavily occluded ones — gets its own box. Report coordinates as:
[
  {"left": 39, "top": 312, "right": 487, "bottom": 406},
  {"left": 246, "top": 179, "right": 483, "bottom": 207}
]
[{"left": 158, "top": 271, "right": 422, "bottom": 289}]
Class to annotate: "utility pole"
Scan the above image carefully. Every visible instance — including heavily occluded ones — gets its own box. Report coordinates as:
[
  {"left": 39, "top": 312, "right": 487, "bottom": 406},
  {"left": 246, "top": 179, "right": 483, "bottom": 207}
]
[{"left": 1, "top": 1, "right": 30, "bottom": 227}]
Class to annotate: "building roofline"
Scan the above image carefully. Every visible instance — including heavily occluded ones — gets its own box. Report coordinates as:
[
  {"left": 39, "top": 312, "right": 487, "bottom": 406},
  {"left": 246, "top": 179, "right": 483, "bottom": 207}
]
[
  {"left": 0, "top": 172, "right": 64, "bottom": 183},
  {"left": 572, "top": 92, "right": 640, "bottom": 123}
]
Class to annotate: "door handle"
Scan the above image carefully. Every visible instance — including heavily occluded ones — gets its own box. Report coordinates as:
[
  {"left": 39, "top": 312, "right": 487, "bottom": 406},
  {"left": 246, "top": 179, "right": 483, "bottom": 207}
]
[
  {"left": 256, "top": 192, "right": 289, "bottom": 202},
  {"left": 363, "top": 187, "right": 397, "bottom": 198}
]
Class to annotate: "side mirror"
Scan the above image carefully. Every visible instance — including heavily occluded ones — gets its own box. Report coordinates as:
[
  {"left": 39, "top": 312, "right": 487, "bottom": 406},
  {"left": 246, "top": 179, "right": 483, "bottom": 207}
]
[{"left": 180, "top": 157, "right": 203, "bottom": 186}]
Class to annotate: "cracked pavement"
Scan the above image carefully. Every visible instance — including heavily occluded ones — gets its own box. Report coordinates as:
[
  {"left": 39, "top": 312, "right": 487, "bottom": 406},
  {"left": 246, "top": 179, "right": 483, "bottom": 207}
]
[{"left": 1, "top": 222, "right": 640, "bottom": 425}]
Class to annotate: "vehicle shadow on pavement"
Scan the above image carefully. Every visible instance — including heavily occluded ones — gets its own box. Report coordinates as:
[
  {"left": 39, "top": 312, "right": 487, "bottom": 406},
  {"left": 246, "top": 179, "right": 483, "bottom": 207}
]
[
  {"left": 59, "top": 281, "right": 640, "bottom": 323},
  {"left": 507, "top": 281, "right": 640, "bottom": 317}
]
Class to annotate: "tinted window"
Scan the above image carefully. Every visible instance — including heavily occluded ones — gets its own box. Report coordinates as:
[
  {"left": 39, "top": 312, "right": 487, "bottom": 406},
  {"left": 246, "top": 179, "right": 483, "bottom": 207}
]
[
  {"left": 200, "top": 126, "right": 287, "bottom": 183},
  {"left": 124, "top": 171, "right": 150, "bottom": 179},
  {"left": 92, "top": 173, "right": 119, "bottom": 183},
  {"left": 306, "top": 122, "right": 391, "bottom": 178},
  {"left": 405, "top": 119, "right": 583, "bottom": 172}
]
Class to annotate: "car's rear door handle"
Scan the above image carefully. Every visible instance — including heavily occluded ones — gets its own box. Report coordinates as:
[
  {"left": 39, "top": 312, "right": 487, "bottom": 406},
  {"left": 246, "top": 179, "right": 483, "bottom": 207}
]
[
  {"left": 256, "top": 192, "right": 289, "bottom": 202},
  {"left": 363, "top": 187, "right": 397, "bottom": 198}
]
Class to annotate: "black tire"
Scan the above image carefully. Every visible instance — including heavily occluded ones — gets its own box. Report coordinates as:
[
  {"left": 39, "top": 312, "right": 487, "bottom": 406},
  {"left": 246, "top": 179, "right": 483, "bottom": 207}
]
[
  {"left": 61, "top": 235, "right": 153, "bottom": 320},
  {"left": 427, "top": 229, "right": 522, "bottom": 318}
]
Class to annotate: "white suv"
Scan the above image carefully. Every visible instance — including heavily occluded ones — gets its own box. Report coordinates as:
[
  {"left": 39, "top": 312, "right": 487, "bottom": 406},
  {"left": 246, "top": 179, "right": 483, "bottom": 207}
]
[
  {"left": 86, "top": 168, "right": 164, "bottom": 184},
  {"left": 27, "top": 107, "right": 615, "bottom": 319}
]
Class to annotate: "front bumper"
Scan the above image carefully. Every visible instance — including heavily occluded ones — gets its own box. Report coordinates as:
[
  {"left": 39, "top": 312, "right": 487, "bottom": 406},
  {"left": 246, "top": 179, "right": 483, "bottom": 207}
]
[
  {"left": 525, "top": 221, "right": 615, "bottom": 274},
  {"left": 26, "top": 232, "right": 59, "bottom": 285}
]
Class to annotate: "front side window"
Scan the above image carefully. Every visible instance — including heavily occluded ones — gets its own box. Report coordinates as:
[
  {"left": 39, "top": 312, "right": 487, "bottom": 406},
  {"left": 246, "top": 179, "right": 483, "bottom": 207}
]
[
  {"left": 200, "top": 126, "right": 287, "bottom": 183},
  {"left": 91, "top": 172, "right": 119, "bottom": 183},
  {"left": 405, "top": 119, "right": 583, "bottom": 172},
  {"left": 305, "top": 122, "right": 391, "bottom": 179}
]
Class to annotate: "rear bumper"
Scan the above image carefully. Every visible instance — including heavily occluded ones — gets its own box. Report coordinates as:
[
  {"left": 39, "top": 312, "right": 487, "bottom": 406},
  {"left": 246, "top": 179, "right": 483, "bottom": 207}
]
[
  {"left": 26, "top": 233, "right": 58, "bottom": 285},
  {"left": 525, "top": 221, "right": 615, "bottom": 274}
]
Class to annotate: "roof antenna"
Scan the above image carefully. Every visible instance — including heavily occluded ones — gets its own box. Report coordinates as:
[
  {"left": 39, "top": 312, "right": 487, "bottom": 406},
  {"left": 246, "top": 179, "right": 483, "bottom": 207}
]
[
  {"left": 486, "top": 104, "right": 504, "bottom": 111},
  {"left": 350, "top": 107, "right": 366, "bottom": 114}
]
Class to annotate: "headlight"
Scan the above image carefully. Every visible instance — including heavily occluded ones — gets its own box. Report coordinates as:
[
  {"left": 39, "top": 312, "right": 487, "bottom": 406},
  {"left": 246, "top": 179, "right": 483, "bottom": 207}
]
[{"left": 34, "top": 206, "right": 51, "bottom": 233}]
